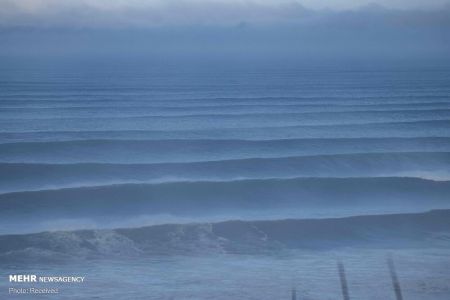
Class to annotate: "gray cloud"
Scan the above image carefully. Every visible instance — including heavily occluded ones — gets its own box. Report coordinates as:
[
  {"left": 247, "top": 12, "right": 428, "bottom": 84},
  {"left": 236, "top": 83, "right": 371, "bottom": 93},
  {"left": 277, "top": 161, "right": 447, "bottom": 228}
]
[
  {"left": 0, "top": 0, "right": 310, "bottom": 28},
  {"left": 0, "top": 0, "right": 449, "bottom": 28},
  {"left": 0, "top": 1, "right": 449, "bottom": 63}
]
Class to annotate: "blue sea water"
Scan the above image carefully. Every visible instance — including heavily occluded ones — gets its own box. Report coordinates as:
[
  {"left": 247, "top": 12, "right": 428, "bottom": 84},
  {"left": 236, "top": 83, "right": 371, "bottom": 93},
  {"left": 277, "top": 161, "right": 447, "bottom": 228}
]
[{"left": 0, "top": 62, "right": 449, "bottom": 299}]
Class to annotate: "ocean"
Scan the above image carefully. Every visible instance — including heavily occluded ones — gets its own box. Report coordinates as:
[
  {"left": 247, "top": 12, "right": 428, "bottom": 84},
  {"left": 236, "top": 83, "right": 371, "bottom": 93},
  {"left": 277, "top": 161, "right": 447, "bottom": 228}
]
[{"left": 0, "top": 62, "right": 449, "bottom": 299}]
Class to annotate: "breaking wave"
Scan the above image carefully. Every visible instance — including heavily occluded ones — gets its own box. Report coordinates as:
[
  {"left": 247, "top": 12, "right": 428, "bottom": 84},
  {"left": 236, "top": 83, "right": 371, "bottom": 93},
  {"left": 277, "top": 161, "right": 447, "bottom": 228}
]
[
  {"left": 1, "top": 210, "right": 449, "bottom": 261},
  {"left": 1, "top": 177, "right": 449, "bottom": 223}
]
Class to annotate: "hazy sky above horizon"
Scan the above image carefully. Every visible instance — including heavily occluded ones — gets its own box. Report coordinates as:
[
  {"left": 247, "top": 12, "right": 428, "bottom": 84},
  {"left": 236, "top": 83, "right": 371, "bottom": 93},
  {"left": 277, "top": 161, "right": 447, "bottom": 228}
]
[
  {"left": 1, "top": 0, "right": 449, "bottom": 27},
  {"left": 0, "top": 0, "right": 449, "bottom": 64}
]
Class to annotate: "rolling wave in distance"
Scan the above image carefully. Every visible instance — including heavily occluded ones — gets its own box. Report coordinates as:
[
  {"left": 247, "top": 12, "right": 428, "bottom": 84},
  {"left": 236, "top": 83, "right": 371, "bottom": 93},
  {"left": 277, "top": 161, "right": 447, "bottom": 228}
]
[{"left": 0, "top": 152, "right": 449, "bottom": 193}]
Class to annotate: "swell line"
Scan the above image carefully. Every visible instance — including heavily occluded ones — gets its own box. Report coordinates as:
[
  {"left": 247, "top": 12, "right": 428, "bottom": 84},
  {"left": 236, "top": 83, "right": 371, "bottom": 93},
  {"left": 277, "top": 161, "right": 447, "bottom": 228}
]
[
  {"left": 1, "top": 152, "right": 449, "bottom": 193},
  {"left": 1, "top": 137, "right": 450, "bottom": 163}
]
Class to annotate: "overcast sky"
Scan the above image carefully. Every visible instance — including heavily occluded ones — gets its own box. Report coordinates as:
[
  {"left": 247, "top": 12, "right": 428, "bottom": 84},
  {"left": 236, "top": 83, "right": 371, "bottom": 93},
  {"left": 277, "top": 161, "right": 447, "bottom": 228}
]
[
  {"left": 0, "top": 0, "right": 449, "bottom": 27},
  {"left": 0, "top": 0, "right": 449, "bottom": 64}
]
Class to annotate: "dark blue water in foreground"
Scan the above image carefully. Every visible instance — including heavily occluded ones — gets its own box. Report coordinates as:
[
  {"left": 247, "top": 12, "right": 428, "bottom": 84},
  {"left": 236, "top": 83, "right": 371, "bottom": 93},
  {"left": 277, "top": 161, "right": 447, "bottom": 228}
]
[{"left": 0, "top": 63, "right": 449, "bottom": 299}]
